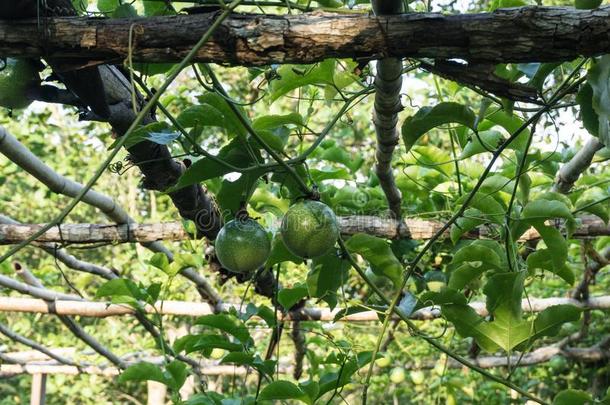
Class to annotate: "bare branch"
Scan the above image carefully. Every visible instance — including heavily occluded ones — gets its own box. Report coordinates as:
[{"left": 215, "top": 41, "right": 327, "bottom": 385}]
[
  {"left": 0, "top": 215, "right": 116, "bottom": 279},
  {"left": 11, "top": 262, "right": 126, "bottom": 368},
  {"left": 0, "top": 129, "right": 221, "bottom": 305},
  {"left": 553, "top": 138, "right": 604, "bottom": 194},
  {"left": 0, "top": 323, "right": 77, "bottom": 366},
  {"left": 0, "top": 338, "right": 607, "bottom": 377}
]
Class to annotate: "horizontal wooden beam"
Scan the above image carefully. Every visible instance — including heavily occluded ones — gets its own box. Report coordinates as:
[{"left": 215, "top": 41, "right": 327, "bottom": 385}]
[
  {"left": 0, "top": 7, "right": 609, "bottom": 65},
  {"left": 0, "top": 295, "right": 607, "bottom": 321},
  {"left": 0, "top": 215, "right": 606, "bottom": 244},
  {"left": 0, "top": 342, "right": 606, "bottom": 377}
]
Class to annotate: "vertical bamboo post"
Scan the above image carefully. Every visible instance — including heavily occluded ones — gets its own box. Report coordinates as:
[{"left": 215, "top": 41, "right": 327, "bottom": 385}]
[
  {"left": 30, "top": 373, "right": 47, "bottom": 405},
  {"left": 147, "top": 381, "right": 167, "bottom": 405}
]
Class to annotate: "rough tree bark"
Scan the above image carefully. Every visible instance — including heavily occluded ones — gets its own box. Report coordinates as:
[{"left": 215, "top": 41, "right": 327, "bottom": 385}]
[
  {"left": 1, "top": 215, "right": 607, "bottom": 244},
  {"left": 1, "top": 7, "right": 610, "bottom": 64}
]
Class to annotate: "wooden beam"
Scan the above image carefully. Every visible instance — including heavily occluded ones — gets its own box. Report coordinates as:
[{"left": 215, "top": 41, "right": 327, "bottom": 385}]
[
  {"left": 0, "top": 295, "right": 607, "bottom": 321},
  {"left": 0, "top": 215, "right": 605, "bottom": 244},
  {"left": 0, "top": 7, "right": 610, "bottom": 65},
  {"left": 0, "top": 342, "right": 607, "bottom": 377}
]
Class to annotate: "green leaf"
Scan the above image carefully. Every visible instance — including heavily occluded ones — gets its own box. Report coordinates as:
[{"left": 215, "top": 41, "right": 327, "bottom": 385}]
[
  {"left": 108, "top": 122, "right": 171, "bottom": 149},
  {"left": 278, "top": 284, "right": 309, "bottom": 310},
  {"left": 526, "top": 225, "right": 572, "bottom": 283},
  {"left": 148, "top": 252, "right": 170, "bottom": 272},
  {"left": 553, "top": 389, "right": 592, "bottom": 405},
  {"left": 442, "top": 305, "right": 503, "bottom": 352},
  {"left": 448, "top": 264, "right": 489, "bottom": 290},
  {"left": 575, "top": 187, "right": 609, "bottom": 223},
  {"left": 587, "top": 55, "right": 610, "bottom": 147},
  {"left": 460, "top": 130, "right": 504, "bottom": 158},
  {"left": 256, "top": 305, "right": 277, "bottom": 328},
  {"left": 176, "top": 104, "right": 227, "bottom": 130},
  {"left": 97, "top": 0, "right": 119, "bottom": 13},
  {"left": 529, "top": 63, "right": 561, "bottom": 90},
  {"left": 451, "top": 241, "right": 503, "bottom": 270},
  {"left": 266, "top": 235, "right": 304, "bottom": 268},
  {"left": 513, "top": 199, "right": 575, "bottom": 240},
  {"left": 419, "top": 288, "right": 468, "bottom": 307},
  {"left": 404, "top": 145, "right": 455, "bottom": 177},
  {"left": 483, "top": 271, "right": 526, "bottom": 317},
  {"left": 317, "top": 352, "right": 374, "bottom": 399},
  {"left": 169, "top": 139, "right": 264, "bottom": 195},
  {"left": 112, "top": 3, "right": 137, "bottom": 17},
  {"left": 197, "top": 93, "right": 248, "bottom": 137},
  {"left": 269, "top": 60, "right": 335, "bottom": 102},
  {"left": 576, "top": 83, "right": 599, "bottom": 137},
  {"left": 345, "top": 233, "right": 403, "bottom": 287},
  {"left": 96, "top": 278, "right": 146, "bottom": 302},
  {"left": 195, "top": 314, "right": 251, "bottom": 344},
  {"left": 488, "top": 0, "right": 525, "bottom": 10},
  {"left": 309, "top": 167, "right": 351, "bottom": 182},
  {"left": 575, "top": 0, "right": 602, "bottom": 9},
  {"left": 307, "top": 252, "right": 350, "bottom": 309},
  {"left": 173, "top": 334, "right": 242, "bottom": 355},
  {"left": 402, "top": 102, "right": 476, "bottom": 151},
  {"left": 142, "top": 0, "right": 176, "bottom": 16},
  {"left": 221, "top": 353, "right": 276, "bottom": 377},
  {"left": 299, "top": 381, "right": 320, "bottom": 405},
  {"left": 479, "top": 110, "right": 530, "bottom": 151},
  {"left": 118, "top": 362, "right": 167, "bottom": 385},
  {"left": 216, "top": 168, "right": 266, "bottom": 217},
  {"left": 450, "top": 194, "right": 505, "bottom": 243},
  {"left": 165, "top": 361, "right": 188, "bottom": 391},
  {"left": 526, "top": 305, "right": 581, "bottom": 346},
  {"left": 319, "top": 146, "right": 364, "bottom": 172},
  {"left": 252, "top": 113, "right": 304, "bottom": 131},
  {"left": 258, "top": 381, "right": 309, "bottom": 404}
]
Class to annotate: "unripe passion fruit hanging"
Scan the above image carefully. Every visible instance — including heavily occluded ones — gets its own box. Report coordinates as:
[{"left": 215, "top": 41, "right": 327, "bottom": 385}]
[
  {"left": 280, "top": 200, "right": 340, "bottom": 259},
  {"left": 0, "top": 58, "right": 40, "bottom": 110},
  {"left": 214, "top": 217, "right": 271, "bottom": 274}
]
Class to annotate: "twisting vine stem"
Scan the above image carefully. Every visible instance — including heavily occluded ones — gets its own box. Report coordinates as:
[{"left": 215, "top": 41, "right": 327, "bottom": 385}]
[{"left": 353, "top": 59, "right": 587, "bottom": 405}]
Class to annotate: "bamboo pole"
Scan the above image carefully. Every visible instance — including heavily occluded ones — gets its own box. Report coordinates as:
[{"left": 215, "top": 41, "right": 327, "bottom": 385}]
[
  {"left": 0, "top": 295, "right": 607, "bottom": 321},
  {"left": 0, "top": 215, "right": 606, "bottom": 244}
]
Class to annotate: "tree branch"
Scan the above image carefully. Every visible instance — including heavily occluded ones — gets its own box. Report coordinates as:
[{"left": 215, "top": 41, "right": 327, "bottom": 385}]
[
  {"left": 11, "top": 262, "right": 126, "bottom": 368},
  {"left": 0, "top": 129, "right": 222, "bottom": 306},
  {"left": 553, "top": 138, "right": 604, "bottom": 194},
  {"left": 0, "top": 323, "right": 77, "bottom": 366},
  {"left": 0, "top": 215, "right": 117, "bottom": 280}
]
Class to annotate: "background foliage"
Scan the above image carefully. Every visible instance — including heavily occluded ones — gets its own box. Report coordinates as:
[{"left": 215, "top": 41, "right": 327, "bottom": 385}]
[{"left": 0, "top": 0, "right": 609, "bottom": 404}]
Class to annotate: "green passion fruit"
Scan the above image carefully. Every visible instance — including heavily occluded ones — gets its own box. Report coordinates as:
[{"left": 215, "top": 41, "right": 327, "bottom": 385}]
[
  {"left": 280, "top": 200, "right": 339, "bottom": 259},
  {"left": 214, "top": 218, "right": 271, "bottom": 274},
  {"left": 0, "top": 58, "right": 39, "bottom": 110}
]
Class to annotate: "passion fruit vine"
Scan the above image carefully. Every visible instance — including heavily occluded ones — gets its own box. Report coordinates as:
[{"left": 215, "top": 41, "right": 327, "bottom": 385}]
[
  {"left": 280, "top": 200, "right": 340, "bottom": 259},
  {"left": 214, "top": 217, "right": 271, "bottom": 274},
  {"left": 0, "top": 58, "right": 40, "bottom": 110}
]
